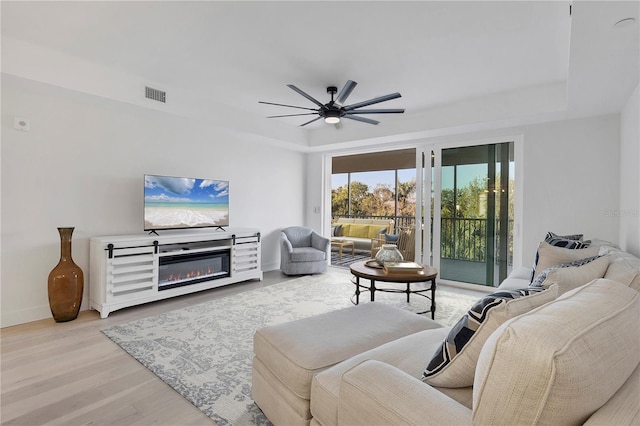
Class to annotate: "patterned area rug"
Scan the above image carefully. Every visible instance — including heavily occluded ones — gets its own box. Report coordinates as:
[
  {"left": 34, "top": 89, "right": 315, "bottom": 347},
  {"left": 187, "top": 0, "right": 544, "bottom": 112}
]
[
  {"left": 330, "top": 250, "right": 370, "bottom": 268},
  {"left": 102, "top": 269, "right": 480, "bottom": 425}
]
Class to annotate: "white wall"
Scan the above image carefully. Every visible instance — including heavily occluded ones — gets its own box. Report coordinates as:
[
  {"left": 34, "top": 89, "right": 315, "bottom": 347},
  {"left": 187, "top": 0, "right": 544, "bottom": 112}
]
[
  {"left": 1, "top": 75, "right": 306, "bottom": 327},
  {"left": 307, "top": 114, "right": 623, "bottom": 269},
  {"left": 520, "top": 115, "right": 621, "bottom": 264},
  {"left": 619, "top": 84, "right": 640, "bottom": 256}
]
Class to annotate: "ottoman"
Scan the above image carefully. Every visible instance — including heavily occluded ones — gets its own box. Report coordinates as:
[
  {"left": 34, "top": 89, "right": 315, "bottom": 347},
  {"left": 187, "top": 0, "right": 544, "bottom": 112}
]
[{"left": 252, "top": 303, "right": 443, "bottom": 425}]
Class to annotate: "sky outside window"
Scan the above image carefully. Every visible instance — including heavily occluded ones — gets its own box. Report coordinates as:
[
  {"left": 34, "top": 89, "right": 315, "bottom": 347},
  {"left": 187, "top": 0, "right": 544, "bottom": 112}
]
[{"left": 333, "top": 170, "right": 417, "bottom": 191}]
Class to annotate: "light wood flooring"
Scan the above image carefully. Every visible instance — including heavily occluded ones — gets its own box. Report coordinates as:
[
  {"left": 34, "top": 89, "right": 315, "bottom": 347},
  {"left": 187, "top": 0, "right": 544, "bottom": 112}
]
[{"left": 1, "top": 267, "right": 485, "bottom": 425}]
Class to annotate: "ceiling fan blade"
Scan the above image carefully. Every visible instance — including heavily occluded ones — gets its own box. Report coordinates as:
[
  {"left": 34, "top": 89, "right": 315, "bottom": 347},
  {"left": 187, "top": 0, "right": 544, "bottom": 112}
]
[
  {"left": 345, "top": 108, "right": 405, "bottom": 114},
  {"left": 343, "top": 92, "right": 402, "bottom": 111},
  {"left": 287, "top": 84, "right": 325, "bottom": 108},
  {"left": 300, "top": 116, "right": 323, "bottom": 127},
  {"left": 267, "top": 113, "right": 318, "bottom": 118},
  {"left": 335, "top": 80, "right": 357, "bottom": 105},
  {"left": 259, "top": 101, "right": 318, "bottom": 111},
  {"left": 343, "top": 115, "right": 380, "bottom": 125}
]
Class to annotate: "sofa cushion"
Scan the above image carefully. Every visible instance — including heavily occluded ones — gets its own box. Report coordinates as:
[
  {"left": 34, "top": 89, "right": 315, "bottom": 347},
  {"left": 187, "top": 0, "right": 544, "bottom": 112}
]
[
  {"left": 473, "top": 279, "right": 640, "bottom": 425},
  {"left": 422, "top": 285, "right": 557, "bottom": 388},
  {"left": 348, "top": 224, "right": 371, "bottom": 238},
  {"left": 530, "top": 254, "right": 610, "bottom": 295},
  {"left": 497, "top": 266, "right": 533, "bottom": 290},
  {"left": 338, "top": 224, "right": 387, "bottom": 239},
  {"left": 339, "top": 360, "right": 473, "bottom": 426},
  {"left": 311, "top": 327, "right": 452, "bottom": 426},
  {"left": 583, "top": 363, "right": 640, "bottom": 426},
  {"left": 372, "top": 226, "right": 387, "bottom": 239},
  {"left": 254, "top": 303, "right": 440, "bottom": 400},
  {"left": 290, "top": 247, "right": 326, "bottom": 262},
  {"left": 532, "top": 241, "right": 600, "bottom": 281},
  {"left": 339, "top": 223, "right": 352, "bottom": 236},
  {"left": 603, "top": 252, "right": 640, "bottom": 291}
]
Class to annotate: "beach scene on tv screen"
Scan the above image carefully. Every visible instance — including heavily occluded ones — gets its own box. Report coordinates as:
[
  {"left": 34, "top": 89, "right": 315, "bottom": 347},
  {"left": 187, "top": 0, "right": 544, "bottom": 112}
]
[{"left": 144, "top": 175, "right": 229, "bottom": 229}]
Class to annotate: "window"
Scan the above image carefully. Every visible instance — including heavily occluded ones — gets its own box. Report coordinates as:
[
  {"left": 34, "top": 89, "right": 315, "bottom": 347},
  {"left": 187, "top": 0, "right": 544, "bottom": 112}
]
[{"left": 331, "top": 149, "right": 417, "bottom": 228}]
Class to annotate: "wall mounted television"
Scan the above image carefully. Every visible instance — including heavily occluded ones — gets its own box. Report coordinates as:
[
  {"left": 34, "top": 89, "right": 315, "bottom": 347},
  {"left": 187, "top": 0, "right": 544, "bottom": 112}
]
[{"left": 144, "top": 174, "right": 229, "bottom": 232}]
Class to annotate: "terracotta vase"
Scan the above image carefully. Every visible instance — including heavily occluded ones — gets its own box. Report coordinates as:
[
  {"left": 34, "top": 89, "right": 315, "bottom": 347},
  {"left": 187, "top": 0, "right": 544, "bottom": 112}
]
[{"left": 48, "top": 227, "right": 84, "bottom": 322}]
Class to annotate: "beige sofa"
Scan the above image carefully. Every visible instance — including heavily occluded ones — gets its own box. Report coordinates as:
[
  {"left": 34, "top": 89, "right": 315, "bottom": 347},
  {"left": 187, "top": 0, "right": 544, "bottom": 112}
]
[
  {"left": 312, "top": 279, "right": 639, "bottom": 425},
  {"left": 254, "top": 240, "right": 640, "bottom": 425},
  {"left": 307, "top": 243, "right": 640, "bottom": 426},
  {"left": 331, "top": 218, "right": 394, "bottom": 252}
]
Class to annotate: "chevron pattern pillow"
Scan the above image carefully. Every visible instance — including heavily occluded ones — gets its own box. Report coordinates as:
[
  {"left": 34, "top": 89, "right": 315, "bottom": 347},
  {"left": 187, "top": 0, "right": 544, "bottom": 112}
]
[{"left": 530, "top": 233, "right": 593, "bottom": 282}]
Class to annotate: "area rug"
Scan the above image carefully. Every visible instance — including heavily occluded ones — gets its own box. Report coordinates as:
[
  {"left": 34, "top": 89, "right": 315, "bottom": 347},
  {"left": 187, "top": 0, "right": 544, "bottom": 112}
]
[
  {"left": 102, "top": 269, "right": 480, "bottom": 425},
  {"left": 330, "top": 250, "right": 370, "bottom": 268}
]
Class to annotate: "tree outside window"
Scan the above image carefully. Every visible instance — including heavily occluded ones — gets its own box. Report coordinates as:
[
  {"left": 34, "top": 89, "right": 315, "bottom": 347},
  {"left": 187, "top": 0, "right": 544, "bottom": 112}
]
[{"left": 331, "top": 169, "right": 416, "bottom": 224}]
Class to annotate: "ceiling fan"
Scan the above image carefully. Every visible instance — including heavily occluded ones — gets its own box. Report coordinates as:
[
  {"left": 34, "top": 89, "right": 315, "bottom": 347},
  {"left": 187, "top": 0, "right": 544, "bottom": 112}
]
[{"left": 259, "top": 80, "right": 404, "bottom": 126}]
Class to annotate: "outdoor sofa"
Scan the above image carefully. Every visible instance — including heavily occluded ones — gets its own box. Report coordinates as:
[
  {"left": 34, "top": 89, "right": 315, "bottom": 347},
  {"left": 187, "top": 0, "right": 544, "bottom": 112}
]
[{"left": 330, "top": 218, "right": 394, "bottom": 252}]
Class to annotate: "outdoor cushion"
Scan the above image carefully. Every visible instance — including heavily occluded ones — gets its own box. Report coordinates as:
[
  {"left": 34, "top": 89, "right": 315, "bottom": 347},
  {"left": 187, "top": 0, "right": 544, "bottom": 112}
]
[
  {"left": 384, "top": 233, "right": 400, "bottom": 243},
  {"left": 347, "top": 224, "right": 371, "bottom": 238},
  {"left": 423, "top": 285, "right": 558, "bottom": 388}
]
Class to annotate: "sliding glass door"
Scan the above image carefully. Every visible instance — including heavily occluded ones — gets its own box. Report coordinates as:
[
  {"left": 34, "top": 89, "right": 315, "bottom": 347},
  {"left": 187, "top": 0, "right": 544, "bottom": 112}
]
[{"left": 418, "top": 141, "right": 515, "bottom": 287}]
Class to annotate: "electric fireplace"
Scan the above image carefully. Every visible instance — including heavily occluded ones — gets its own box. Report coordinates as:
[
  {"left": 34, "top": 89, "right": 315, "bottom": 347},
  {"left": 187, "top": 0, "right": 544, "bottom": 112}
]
[{"left": 158, "top": 249, "right": 230, "bottom": 291}]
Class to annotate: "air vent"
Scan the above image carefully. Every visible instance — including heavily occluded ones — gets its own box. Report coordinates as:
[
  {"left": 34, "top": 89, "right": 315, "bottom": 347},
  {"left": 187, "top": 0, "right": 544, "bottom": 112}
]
[{"left": 145, "top": 86, "right": 166, "bottom": 103}]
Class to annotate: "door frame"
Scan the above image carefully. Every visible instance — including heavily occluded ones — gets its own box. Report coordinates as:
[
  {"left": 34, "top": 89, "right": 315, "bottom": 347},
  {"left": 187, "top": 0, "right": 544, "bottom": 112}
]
[{"left": 416, "top": 133, "right": 524, "bottom": 287}]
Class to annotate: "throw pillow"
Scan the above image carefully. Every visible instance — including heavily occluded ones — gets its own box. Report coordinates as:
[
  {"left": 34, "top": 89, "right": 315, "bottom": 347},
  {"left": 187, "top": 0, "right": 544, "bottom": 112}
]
[
  {"left": 531, "top": 241, "right": 599, "bottom": 282},
  {"left": 545, "top": 232, "right": 590, "bottom": 249},
  {"left": 472, "top": 279, "right": 639, "bottom": 426},
  {"left": 384, "top": 233, "right": 399, "bottom": 243},
  {"left": 531, "top": 255, "right": 610, "bottom": 295},
  {"left": 546, "top": 231, "right": 584, "bottom": 242},
  {"left": 422, "top": 285, "right": 558, "bottom": 388},
  {"left": 529, "top": 233, "right": 591, "bottom": 282},
  {"left": 333, "top": 224, "right": 342, "bottom": 237}
]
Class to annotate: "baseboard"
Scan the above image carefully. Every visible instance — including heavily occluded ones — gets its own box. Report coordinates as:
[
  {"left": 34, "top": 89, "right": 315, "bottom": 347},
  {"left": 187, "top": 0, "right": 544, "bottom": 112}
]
[
  {"left": 1, "top": 304, "right": 52, "bottom": 328},
  {"left": 1, "top": 297, "right": 90, "bottom": 328},
  {"left": 438, "top": 279, "right": 495, "bottom": 294}
]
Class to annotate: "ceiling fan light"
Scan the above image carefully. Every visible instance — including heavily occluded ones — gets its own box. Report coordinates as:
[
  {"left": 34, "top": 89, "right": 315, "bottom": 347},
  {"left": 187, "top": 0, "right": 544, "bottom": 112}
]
[{"left": 325, "top": 116, "right": 340, "bottom": 124}]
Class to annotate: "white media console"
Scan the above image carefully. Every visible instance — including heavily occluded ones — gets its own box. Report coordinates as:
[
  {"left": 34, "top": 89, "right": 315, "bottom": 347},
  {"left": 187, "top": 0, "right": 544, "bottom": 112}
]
[{"left": 89, "top": 228, "right": 262, "bottom": 318}]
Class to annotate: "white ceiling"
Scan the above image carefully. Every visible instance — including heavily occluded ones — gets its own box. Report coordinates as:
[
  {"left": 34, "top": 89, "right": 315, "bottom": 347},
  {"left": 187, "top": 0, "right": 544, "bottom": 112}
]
[{"left": 2, "top": 1, "right": 638, "bottom": 148}]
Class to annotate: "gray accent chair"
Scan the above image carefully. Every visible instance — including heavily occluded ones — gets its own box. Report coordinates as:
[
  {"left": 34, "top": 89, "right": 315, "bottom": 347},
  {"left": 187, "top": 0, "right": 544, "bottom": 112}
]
[{"left": 280, "top": 226, "right": 330, "bottom": 275}]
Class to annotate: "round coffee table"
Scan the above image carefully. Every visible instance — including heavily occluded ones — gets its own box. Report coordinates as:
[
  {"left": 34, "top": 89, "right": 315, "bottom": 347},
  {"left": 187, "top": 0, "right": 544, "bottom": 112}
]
[{"left": 349, "top": 260, "right": 438, "bottom": 319}]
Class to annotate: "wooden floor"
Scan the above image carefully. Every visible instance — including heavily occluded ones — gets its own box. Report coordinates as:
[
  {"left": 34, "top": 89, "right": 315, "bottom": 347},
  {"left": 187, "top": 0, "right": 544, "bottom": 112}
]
[
  {"left": 1, "top": 267, "right": 485, "bottom": 425},
  {"left": 1, "top": 271, "right": 298, "bottom": 426}
]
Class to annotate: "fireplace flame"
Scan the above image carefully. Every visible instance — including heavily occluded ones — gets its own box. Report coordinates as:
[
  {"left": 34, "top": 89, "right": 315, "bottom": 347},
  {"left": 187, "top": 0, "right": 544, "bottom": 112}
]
[{"left": 165, "top": 266, "right": 218, "bottom": 284}]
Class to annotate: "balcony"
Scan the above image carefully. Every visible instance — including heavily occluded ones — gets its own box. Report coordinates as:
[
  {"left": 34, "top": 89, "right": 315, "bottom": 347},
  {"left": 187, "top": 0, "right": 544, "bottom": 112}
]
[{"left": 333, "top": 215, "right": 513, "bottom": 287}]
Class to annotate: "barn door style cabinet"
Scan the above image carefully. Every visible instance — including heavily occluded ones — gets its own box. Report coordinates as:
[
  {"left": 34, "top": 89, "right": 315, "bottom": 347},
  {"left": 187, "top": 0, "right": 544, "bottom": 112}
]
[{"left": 89, "top": 228, "right": 262, "bottom": 318}]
